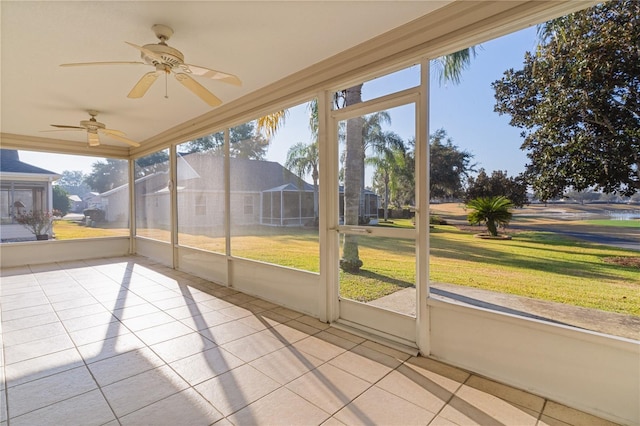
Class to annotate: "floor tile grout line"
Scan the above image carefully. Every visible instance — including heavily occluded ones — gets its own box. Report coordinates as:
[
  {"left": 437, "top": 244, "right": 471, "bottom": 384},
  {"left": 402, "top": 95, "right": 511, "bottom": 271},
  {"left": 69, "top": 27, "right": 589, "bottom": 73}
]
[
  {"left": 330, "top": 344, "right": 440, "bottom": 421},
  {"left": 184, "top": 314, "right": 345, "bottom": 423},
  {"left": 6, "top": 387, "right": 103, "bottom": 424},
  {"left": 235, "top": 319, "right": 405, "bottom": 423},
  {"left": 264, "top": 339, "right": 405, "bottom": 424},
  {"left": 3, "top": 258, "right": 611, "bottom": 426},
  {"left": 309, "top": 339, "right": 458, "bottom": 423},
  {"left": 75, "top": 258, "right": 196, "bottom": 423},
  {"left": 217, "top": 347, "right": 335, "bottom": 423},
  {"left": 462, "top": 373, "right": 553, "bottom": 419},
  {"left": 5, "top": 258, "right": 121, "bottom": 422},
  {"left": 22, "top": 262, "right": 123, "bottom": 425},
  {"left": 536, "top": 399, "right": 548, "bottom": 425},
  {"left": 25, "top": 262, "right": 360, "bottom": 421},
  {"left": 1, "top": 294, "right": 11, "bottom": 426},
  {"left": 422, "top": 364, "right": 471, "bottom": 425},
  {"left": 68, "top": 258, "right": 224, "bottom": 424},
  {"left": 158, "top": 276, "right": 281, "bottom": 423},
  {"left": 0, "top": 305, "right": 52, "bottom": 321}
]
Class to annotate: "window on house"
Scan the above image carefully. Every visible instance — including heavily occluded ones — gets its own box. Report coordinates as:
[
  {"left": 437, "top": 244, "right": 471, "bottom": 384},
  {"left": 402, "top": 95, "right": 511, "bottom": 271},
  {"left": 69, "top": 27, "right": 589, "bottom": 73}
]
[
  {"left": 195, "top": 195, "right": 207, "bottom": 216},
  {"left": 244, "top": 195, "right": 253, "bottom": 215}
]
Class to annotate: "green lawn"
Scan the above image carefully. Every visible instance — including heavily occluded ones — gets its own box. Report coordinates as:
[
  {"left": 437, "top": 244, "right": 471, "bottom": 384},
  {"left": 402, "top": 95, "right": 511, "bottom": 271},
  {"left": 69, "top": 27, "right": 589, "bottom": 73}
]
[
  {"left": 428, "top": 226, "right": 639, "bottom": 315},
  {"left": 53, "top": 217, "right": 640, "bottom": 316},
  {"left": 53, "top": 219, "right": 128, "bottom": 239},
  {"left": 340, "top": 234, "right": 416, "bottom": 302}
]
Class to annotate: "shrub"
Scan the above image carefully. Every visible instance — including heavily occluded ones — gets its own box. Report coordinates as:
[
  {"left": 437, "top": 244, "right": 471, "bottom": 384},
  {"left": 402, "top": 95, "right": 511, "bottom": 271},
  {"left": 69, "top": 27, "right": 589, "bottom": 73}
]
[
  {"left": 83, "top": 208, "right": 106, "bottom": 223},
  {"left": 467, "top": 196, "right": 513, "bottom": 236},
  {"left": 16, "top": 210, "right": 54, "bottom": 236},
  {"left": 429, "top": 215, "right": 448, "bottom": 225}
]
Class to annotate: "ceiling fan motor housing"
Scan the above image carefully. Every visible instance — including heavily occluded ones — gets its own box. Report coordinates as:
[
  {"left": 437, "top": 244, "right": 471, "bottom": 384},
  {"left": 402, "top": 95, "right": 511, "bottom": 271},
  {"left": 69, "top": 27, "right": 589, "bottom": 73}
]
[
  {"left": 80, "top": 117, "right": 106, "bottom": 131},
  {"left": 142, "top": 44, "right": 184, "bottom": 68}
]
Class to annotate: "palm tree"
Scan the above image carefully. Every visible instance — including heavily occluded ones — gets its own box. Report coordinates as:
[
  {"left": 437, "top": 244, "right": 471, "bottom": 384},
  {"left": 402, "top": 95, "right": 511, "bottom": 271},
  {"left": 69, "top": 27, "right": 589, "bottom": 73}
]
[
  {"left": 433, "top": 47, "right": 478, "bottom": 85},
  {"left": 258, "top": 49, "right": 477, "bottom": 272},
  {"left": 466, "top": 196, "right": 513, "bottom": 236},
  {"left": 285, "top": 141, "right": 319, "bottom": 218},
  {"left": 340, "top": 84, "right": 366, "bottom": 272},
  {"left": 341, "top": 49, "right": 476, "bottom": 271},
  {"left": 367, "top": 138, "right": 405, "bottom": 221},
  {"left": 360, "top": 111, "right": 392, "bottom": 190}
]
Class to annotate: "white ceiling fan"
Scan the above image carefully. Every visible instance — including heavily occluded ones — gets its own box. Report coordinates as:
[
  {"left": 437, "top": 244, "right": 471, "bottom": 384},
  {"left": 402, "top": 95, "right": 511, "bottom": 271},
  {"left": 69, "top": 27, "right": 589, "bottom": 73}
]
[
  {"left": 41, "top": 111, "right": 140, "bottom": 147},
  {"left": 60, "top": 24, "right": 241, "bottom": 107}
]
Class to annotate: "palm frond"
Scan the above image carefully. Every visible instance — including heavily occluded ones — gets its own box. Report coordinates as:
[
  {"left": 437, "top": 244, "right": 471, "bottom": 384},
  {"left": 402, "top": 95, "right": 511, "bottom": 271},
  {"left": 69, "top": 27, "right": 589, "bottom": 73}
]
[
  {"left": 257, "top": 109, "right": 288, "bottom": 140},
  {"left": 437, "top": 46, "right": 478, "bottom": 85}
]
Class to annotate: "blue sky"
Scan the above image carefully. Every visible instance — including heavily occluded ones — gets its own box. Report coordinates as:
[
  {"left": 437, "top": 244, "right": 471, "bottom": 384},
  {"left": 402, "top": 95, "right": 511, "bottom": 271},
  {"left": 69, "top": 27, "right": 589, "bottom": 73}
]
[
  {"left": 266, "top": 25, "right": 539, "bottom": 182},
  {"left": 428, "top": 26, "right": 539, "bottom": 177},
  {"left": 21, "top": 26, "right": 539, "bottom": 180}
]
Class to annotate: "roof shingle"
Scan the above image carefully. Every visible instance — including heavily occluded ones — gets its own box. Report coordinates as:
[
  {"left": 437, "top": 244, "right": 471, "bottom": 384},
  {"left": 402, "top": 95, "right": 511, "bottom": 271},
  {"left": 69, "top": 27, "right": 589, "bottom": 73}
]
[{"left": 0, "top": 149, "right": 59, "bottom": 175}]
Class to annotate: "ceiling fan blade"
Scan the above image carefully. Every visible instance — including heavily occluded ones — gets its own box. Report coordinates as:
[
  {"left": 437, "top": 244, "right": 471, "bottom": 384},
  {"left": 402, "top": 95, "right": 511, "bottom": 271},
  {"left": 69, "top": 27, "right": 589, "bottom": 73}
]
[
  {"left": 101, "top": 128, "right": 126, "bottom": 137},
  {"left": 61, "top": 61, "right": 145, "bottom": 67},
  {"left": 101, "top": 129, "right": 140, "bottom": 147},
  {"left": 40, "top": 129, "right": 85, "bottom": 133},
  {"left": 182, "top": 64, "right": 242, "bottom": 86},
  {"left": 125, "top": 41, "right": 164, "bottom": 63},
  {"left": 88, "top": 132, "right": 100, "bottom": 147},
  {"left": 174, "top": 73, "right": 222, "bottom": 107},
  {"left": 127, "top": 71, "right": 159, "bottom": 98},
  {"left": 50, "top": 124, "right": 85, "bottom": 129}
]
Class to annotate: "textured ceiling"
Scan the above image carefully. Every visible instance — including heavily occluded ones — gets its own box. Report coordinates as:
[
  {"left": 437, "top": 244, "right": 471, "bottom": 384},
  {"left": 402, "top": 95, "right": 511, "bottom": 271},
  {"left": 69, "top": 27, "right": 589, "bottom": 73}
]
[{"left": 0, "top": 1, "right": 448, "bottom": 150}]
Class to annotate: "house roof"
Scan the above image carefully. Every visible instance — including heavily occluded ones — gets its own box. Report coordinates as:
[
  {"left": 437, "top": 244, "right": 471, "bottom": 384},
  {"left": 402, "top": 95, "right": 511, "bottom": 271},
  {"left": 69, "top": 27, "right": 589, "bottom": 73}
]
[
  {"left": 263, "top": 183, "right": 313, "bottom": 193},
  {"left": 99, "top": 154, "right": 313, "bottom": 196},
  {"left": 338, "top": 185, "right": 377, "bottom": 196},
  {"left": 178, "top": 154, "right": 314, "bottom": 193},
  {"left": 0, "top": 149, "right": 60, "bottom": 177}
]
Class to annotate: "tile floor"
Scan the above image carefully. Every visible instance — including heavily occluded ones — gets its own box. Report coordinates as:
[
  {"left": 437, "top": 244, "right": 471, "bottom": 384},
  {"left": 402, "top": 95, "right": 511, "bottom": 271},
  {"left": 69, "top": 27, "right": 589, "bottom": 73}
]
[{"left": 0, "top": 256, "right": 619, "bottom": 426}]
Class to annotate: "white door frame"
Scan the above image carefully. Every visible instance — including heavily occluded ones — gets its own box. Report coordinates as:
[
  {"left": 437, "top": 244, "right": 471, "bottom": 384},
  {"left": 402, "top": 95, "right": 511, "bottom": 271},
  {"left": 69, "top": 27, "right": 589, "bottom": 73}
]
[{"left": 321, "top": 80, "right": 429, "bottom": 351}]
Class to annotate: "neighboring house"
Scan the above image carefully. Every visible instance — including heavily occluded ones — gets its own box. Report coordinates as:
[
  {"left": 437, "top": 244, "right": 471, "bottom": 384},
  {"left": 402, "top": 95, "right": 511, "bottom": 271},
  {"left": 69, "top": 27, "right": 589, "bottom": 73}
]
[
  {"left": 338, "top": 186, "right": 379, "bottom": 225},
  {"left": 68, "top": 194, "right": 83, "bottom": 213},
  {"left": 82, "top": 192, "right": 101, "bottom": 210},
  {"left": 0, "top": 149, "right": 61, "bottom": 240},
  {"left": 98, "top": 153, "right": 331, "bottom": 229},
  {"left": 178, "top": 154, "right": 317, "bottom": 228}
]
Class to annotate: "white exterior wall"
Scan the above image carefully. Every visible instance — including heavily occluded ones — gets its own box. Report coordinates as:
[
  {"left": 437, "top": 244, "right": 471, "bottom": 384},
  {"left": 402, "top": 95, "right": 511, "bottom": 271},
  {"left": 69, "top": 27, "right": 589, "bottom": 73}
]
[
  {"left": 134, "top": 237, "right": 172, "bottom": 266},
  {"left": 0, "top": 237, "right": 130, "bottom": 268},
  {"left": 177, "top": 190, "right": 225, "bottom": 230},
  {"left": 230, "top": 192, "right": 260, "bottom": 226},
  {"left": 102, "top": 189, "right": 129, "bottom": 223},
  {"left": 429, "top": 299, "right": 640, "bottom": 425}
]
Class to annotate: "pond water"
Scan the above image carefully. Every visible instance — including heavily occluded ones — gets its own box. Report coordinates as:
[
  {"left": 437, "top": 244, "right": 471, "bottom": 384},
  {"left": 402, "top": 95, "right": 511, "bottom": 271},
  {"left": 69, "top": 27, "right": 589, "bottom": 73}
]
[
  {"left": 605, "top": 210, "right": 640, "bottom": 220},
  {"left": 519, "top": 208, "right": 640, "bottom": 221}
]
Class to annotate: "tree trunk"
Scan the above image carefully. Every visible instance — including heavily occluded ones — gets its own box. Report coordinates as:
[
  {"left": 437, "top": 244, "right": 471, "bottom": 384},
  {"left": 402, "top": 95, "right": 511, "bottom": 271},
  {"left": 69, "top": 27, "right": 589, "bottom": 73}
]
[
  {"left": 384, "top": 173, "right": 390, "bottom": 221},
  {"left": 340, "top": 84, "right": 364, "bottom": 272},
  {"left": 486, "top": 219, "right": 498, "bottom": 236}
]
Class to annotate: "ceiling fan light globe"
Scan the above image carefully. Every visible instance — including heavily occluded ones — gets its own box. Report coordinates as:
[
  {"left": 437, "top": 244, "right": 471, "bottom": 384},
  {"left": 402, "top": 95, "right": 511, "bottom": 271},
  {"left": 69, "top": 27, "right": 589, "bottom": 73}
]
[{"left": 88, "top": 131, "right": 100, "bottom": 146}]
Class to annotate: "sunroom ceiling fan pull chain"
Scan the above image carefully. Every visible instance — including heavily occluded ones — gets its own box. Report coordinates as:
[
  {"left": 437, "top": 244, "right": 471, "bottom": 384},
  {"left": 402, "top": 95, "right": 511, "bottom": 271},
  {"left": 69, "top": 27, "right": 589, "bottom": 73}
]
[{"left": 165, "top": 71, "right": 169, "bottom": 99}]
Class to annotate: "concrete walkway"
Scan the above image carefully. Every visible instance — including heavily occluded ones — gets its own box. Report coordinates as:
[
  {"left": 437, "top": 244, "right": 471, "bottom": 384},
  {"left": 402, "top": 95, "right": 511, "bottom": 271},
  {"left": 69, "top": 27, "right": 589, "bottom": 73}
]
[{"left": 368, "top": 283, "right": 640, "bottom": 341}]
